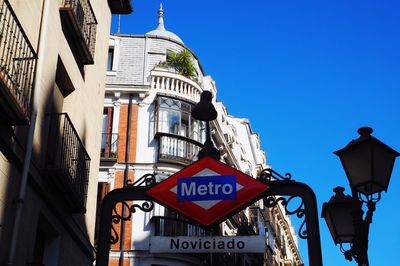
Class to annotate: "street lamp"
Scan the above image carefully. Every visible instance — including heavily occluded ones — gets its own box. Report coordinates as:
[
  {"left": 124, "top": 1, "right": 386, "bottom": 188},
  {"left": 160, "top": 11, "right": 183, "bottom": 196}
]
[
  {"left": 191, "top": 90, "right": 220, "bottom": 160},
  {"left": 322, "top": 186, "right": 355, "bottom": 244},
  {"left": 322, "top": 127, "right": 399, "bottom": 265}
]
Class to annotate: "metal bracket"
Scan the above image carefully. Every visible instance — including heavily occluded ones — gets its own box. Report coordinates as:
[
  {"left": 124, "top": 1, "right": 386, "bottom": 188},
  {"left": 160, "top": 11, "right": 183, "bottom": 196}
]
[{"left": 257, "top": 169, "right": 323, "bottom": 266}]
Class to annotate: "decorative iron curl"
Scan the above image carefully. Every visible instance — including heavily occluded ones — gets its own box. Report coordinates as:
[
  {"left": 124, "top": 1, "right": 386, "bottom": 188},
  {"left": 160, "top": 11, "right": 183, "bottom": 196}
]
[
  {"left": 110, "top": 173, "right": 156, "bottom": 244},
  {"left": 110, "top": 200, "right": 155, "bottom": 244},
  {"left": 264, "top": 195, "right": 307, "bottom": 239},
  {"left": 259, "top": 168, "right": 292, "bottom": 182},
  {"left": 126, "top": 173, "right": 156, "bottom": 187}
]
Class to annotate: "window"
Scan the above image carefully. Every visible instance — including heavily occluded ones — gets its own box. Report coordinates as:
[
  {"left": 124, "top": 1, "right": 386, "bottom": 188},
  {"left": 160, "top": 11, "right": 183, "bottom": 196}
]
[
  {"left": 156, "top": 97, "right": 205, "bottom": 143},
  {"left": 266, "top": 225, "right": 276, "bottom": 254},
  {"left": 101, "top": 107, "right": 118, "bottom": 159},
  {"left": 107, "top": 47, "right": 114, "bottom": 71},
  {"left": 44, "top": 57, "right": 73, "bottom": 162},
  {"left": 107, "top": 38, "right": 120, "bottom": 74},
  {"left": 101, "top": 108, "right": 113, "bottom": 150},
  {"left": 55, "top": 57, "right": 74, "bottom": 97}
]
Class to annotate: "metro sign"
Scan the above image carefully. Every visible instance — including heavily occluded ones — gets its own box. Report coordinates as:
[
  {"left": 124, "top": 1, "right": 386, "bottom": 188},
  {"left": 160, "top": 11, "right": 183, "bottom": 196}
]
[{"left": 146, "top": 157, "right": 269, "bottom": 227}]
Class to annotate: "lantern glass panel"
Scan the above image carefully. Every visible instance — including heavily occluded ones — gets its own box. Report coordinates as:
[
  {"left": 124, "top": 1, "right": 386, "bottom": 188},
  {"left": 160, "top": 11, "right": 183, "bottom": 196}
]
[
  {"left": 327, "top": 203, "right": 355, "bottom": 244},
  {"left": 323, "top": 207, "right": 337, "bottom": 242},
  {"left": 372, "top": 143, "right": 397, "bottom": 193},
  {"left": 339, "top": 143, "right": 372, "bottom": 194}
]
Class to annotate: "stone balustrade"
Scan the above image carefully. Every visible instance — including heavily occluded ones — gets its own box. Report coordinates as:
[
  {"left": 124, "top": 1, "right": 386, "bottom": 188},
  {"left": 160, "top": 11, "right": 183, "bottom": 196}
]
[{"left": 150, "top": 68, "right": 202, "bottom": 103}]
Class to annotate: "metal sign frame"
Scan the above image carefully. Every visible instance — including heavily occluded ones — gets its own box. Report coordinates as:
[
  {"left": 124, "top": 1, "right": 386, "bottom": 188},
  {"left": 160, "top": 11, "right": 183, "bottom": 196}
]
[{"left": 96, "top": 169, "right": 323, "bottom": 266}]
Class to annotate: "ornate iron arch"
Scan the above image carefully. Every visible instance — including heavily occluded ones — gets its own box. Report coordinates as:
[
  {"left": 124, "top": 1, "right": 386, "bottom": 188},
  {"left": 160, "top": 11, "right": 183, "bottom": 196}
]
[{"left": 96, "top": 170, "right": 323, "bottom": 266}]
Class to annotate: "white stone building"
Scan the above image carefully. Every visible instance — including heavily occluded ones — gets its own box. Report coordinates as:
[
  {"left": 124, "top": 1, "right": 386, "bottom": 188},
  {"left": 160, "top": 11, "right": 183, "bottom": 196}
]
[{"left": 98, "top": 5, "right": 303, "bottom": 266}]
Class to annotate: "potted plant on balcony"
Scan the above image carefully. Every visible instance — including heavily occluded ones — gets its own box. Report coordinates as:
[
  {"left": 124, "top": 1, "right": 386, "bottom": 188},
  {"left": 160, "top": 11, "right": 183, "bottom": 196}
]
[{"left": 157, "top": 49, "right": 196, "bottom": 78}]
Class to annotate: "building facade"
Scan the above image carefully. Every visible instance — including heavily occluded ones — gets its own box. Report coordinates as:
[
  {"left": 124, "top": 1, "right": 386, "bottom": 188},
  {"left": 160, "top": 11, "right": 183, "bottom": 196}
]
[
  {"left": 98, "top": 5, "right": 303, "bottom": 266},
  {"left": 0, "top": 0, "right": 132, "bottom": 265}
]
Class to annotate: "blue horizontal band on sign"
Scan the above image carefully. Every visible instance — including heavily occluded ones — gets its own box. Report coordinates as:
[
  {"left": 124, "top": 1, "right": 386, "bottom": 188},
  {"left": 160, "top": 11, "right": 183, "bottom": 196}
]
[{"left": 177, "top": 175, "right": 237, "bottom": 202}]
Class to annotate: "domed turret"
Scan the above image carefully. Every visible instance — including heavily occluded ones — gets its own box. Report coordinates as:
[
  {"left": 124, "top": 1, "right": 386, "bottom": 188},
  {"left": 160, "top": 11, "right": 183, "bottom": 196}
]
[{"left": 146, "top": 4, "right": 184, "bottom": 44}]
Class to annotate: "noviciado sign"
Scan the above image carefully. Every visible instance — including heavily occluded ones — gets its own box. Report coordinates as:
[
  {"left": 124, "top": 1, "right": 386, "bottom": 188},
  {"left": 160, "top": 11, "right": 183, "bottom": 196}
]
[{"left": 149, "top": 236, "right": 265, "bottom": 253}]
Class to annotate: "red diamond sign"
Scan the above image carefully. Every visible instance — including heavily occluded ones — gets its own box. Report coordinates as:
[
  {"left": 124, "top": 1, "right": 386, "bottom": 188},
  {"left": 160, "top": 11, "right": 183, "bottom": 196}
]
[{"left": 146, "top": 157, "right": 269, "bottom": 227}]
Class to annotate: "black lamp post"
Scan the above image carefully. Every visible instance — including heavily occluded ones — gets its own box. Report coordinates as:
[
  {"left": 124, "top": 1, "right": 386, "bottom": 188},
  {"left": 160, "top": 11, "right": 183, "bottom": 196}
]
[
  {"left": 322, "top": 127, "right": 399, "bottom": 265},
  {"left": 191, "top": 90, "right": 220, "bottom": 160}
]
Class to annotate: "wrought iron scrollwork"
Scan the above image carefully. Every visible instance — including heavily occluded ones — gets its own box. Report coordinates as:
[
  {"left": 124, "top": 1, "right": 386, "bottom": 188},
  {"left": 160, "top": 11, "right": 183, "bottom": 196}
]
[
  {"left": 259, "top": 168, "right": 292, "bottom": 182},
  {"left": 110, "top": 173, "right": 156, "bottom": 244},
  {"left": 110, "top": 200, "right": 155, "bottom": 244},
  {"left": 126, "top": 173, "right": 156, "bottom": 187},
  {"left": 259, "top": 168, "right": 308, "bottom": 239},
  {"left": 264, "top": 195, "right": 307, "bottom": 239}
]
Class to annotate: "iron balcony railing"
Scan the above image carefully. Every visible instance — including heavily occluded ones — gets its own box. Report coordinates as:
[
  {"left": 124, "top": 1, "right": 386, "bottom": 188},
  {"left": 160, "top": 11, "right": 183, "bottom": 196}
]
[
  {"left": 237, "top": 222, "right": 257, "bottom": 236},
  {"left": 107, "top": 0, "right": 133, "bottom": 14},
  {"left": 155, "top": 132, "right": 203, "bottom": 166},
  {"left": 152, "top": 216, "right": 210, "bottom": 237},
  {"left": 46, "top": 113, "right": 91, "bottom": 213},
  {"left": 60, "top": 0, "right": 97, "bottom": 64},
  {"left": 0, "top": 0, "right": 37, "bottom": 124},
  {"left": 101, "top": 133, "right": 118, "bottom": 160}
]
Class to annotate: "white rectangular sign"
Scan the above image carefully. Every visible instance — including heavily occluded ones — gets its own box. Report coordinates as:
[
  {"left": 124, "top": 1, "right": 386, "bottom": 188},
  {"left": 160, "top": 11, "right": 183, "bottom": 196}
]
[{"left": 149, "top": 236, "right": 265, "bottom": 253}]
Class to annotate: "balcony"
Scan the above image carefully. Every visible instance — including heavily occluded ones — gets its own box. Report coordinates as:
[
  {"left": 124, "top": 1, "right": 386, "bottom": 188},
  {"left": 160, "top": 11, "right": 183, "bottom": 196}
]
[
  {"left": 45, "top": 113, "right": 91, "bottom": 213},
  {"left": 0, "top": 0, "right": 37, "bottom": 125},
  {"left": 155, "top": 132, "right": 203, "bottom": 166},
  {"left": 150, "top": 68, "right": 203, "bottom": 103},
  {"left": 152, "top": 216, "right": 210, "bottom": 237},
  {"left": 237, "top": 222, "right": 257, "bottom": 236},
  {"left": 152, "top": 216, "right": 210, "bottom": 262},
  {"left": 100, "top": 133, "right": 118, "bottom": 161},
  {"left": 60, "top": 0, "right": 97, "bottom": 65},
  {"left": 107, "top": 0, "right": 133, "bottom": 14}
]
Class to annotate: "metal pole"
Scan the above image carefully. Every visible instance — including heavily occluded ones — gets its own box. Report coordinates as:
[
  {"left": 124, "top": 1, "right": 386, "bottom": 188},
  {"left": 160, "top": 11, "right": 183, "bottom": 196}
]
[
  {"left": 7, "top": 0, "right": 49, "bottom": 264},
  {"left": 197, "top": 121, "right": 220, "bottom": 160},
  {"left": 351, "top": 189, "right": 370, "bottom": 266}
]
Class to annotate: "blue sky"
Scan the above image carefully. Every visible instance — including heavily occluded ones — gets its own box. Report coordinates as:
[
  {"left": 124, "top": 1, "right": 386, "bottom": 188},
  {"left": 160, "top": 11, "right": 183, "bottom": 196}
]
[{"left": 111, "top": 1, "right": 400, "bottom": 265}]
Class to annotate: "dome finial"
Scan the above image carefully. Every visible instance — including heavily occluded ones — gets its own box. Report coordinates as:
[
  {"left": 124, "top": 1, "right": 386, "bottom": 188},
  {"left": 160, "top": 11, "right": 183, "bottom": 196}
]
[
  {"left": 157, "top": 3, "right": 165, "bottom": 30},
  {"left": 145, "top": 3, "right": 184, "bottom": 44}
]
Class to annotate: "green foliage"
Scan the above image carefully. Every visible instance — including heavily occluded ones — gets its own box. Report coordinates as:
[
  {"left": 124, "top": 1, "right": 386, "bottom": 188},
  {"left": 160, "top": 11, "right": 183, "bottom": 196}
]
[{"left": 158, "top": 49, "right": 196, "bottom": 78}]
